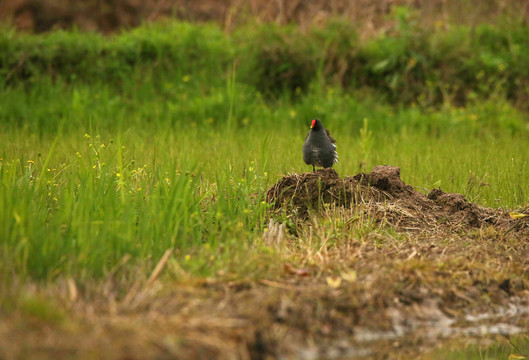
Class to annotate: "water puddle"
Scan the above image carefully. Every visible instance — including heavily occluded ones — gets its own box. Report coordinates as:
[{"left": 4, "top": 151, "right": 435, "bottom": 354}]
[{"left": 296, "top": 297, "right": 529, "bottom": 359}]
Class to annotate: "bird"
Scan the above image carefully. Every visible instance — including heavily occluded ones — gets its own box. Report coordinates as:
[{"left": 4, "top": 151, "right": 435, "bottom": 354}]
[{"left": 303, "top": 118, "right": 338, "bottom": 172}]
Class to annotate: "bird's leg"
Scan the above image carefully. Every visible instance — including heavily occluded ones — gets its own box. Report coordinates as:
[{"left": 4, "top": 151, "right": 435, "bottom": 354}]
[{"left": 312, "top": 165, "right": 315, "bottom": 172}]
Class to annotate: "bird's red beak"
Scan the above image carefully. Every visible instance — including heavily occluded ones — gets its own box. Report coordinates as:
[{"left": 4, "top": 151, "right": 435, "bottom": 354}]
[{"left": 311, "top": 119, "right": 316, "bottom": 128}]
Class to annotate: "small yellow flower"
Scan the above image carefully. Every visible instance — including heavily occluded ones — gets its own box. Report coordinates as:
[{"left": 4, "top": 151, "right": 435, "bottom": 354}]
[
  {"left": 76, "top": 152, "right": 82, "bottom": 158},
  {"left": 510, "top": 212, "right": 528, "bottom": 219},
  {"left": 326, "top": 276, "right": 342, "bottom": 289},
  {"left": 27, "top": 160, "right": 35, "bottom": 164},
  {"left": 84, "top": 133, "right": 91, "bottom": 139},
  {"left": 341, "top": 270, "right": 357, "bottom": 283},
  {"left": 249, "top": 167, "right": 254, "bottom": 172},
  {"left": 185, "top": 254, "right": 191, "bottom": 261},
  {"left": 116, "top": 173, "right": 122, "bottom": 177},
  {"left": 100, "top": 144, "right": 105, "bottom": 148},
  {"left": 209, "top": 255, "right": 215, "bottom": 261}
]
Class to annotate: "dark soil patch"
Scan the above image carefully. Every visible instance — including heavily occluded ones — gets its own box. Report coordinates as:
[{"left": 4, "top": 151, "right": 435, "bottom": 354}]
[{"left": 267, "top": 165, "right": 528, "bottom": 233}]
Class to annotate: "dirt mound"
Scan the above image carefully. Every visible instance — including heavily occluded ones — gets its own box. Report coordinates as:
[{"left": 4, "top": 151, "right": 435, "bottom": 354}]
[
  {"left": 267, "top": 165, "right": 527, "bottom": 233},
  {"left": 266, "top": 168, "right": 383, "bottom": 215}
]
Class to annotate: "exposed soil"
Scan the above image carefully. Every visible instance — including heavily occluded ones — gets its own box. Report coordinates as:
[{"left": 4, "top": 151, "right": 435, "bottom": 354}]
[{"left": 266, "top": 165, "right": 526, "bottom": 233}]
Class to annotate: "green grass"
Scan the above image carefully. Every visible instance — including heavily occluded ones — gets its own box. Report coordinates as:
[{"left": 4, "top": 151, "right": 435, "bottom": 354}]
[
  {"left": 2, "top": 12, "right": 529, "bottom": 107},
  {"left": 425, "top": 335, "right": 529, "bottom": 359},
  {"left": 1, "top": 17, "right": 529, "bottom": 360},
  {"left": 1, "top": 80, "right": 528, "bottom": 281},
  {"left": 0, "top": 19, "right": 528, "bottom": 282}
]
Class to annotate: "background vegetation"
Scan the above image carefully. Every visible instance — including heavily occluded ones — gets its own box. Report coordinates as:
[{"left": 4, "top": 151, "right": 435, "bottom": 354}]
[{"left": 2, "top": 8, "right": 529, "bottom": 107}]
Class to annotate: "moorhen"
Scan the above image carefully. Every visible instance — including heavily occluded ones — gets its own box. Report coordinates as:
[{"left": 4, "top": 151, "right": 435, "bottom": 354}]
[{"left": 302, "top": 119, "right": 338, "bottom": 172}]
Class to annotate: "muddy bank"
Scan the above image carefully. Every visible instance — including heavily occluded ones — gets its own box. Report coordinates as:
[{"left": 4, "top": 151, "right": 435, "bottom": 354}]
[
  {"left": 2, "top": 166, "right": 528, "bottom": 360},
  {"left": 266, "top": 165, "right": 528, "bottom": 233}
]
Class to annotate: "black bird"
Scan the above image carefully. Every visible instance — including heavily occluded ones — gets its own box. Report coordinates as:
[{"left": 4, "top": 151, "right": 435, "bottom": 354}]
[{"left": 303, "top": 119, "right": 338, "bottom": 172}]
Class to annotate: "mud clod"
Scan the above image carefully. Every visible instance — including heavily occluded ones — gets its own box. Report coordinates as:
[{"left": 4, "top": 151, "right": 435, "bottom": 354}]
[
  {"left": 353, "top": 165, "right": 416, "bottom": 199},
  {"left": 266, "top": 168, "right": 382, "bottom": 218},
  {"left": 267, "top": 165, "right": 527, "bottom": 233}
]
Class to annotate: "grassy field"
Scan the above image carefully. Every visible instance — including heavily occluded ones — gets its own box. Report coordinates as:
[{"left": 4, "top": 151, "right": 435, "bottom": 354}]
[
  {"left": 2, "top": 79, "right": 527, "bottom": 281},
  {"left": 1, "top": 14, "right": 529, "bottom": 359}
]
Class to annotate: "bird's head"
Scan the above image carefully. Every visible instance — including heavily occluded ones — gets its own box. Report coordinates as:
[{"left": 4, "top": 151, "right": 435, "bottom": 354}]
[{"left": 310, "top": 119, "right": 322, "bottom": 130}]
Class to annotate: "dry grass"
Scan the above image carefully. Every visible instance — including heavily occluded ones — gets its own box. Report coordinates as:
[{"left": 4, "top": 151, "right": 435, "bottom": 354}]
[
  {"left": 1, "top": 221, "right": 527, "bottom": 359},
  {"left": 1, "top": 0, "right": 528, "bottom": 35}
]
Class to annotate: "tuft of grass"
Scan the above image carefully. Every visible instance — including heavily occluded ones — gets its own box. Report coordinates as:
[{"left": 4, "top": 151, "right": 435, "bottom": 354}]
[
  {"left": 18, "top": 295, "right": 67, "bottom": 326},
  {"left": 423, "top": 335, "right": 529, "bottom": 360}
]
